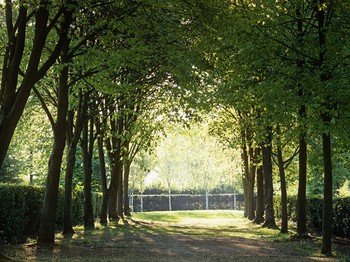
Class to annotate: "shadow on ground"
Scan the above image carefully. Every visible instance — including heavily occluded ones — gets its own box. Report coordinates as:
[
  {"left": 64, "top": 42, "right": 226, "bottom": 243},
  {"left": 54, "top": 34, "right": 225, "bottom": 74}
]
[{"left": 1, "top": 215, "right": 349, "bottom": 262}]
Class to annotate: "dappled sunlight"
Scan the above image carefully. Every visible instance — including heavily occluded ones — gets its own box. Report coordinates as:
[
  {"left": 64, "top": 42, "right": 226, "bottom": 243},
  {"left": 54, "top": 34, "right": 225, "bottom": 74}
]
[{"left": 1, "top": 211, "right": 345, "bottom": 261}]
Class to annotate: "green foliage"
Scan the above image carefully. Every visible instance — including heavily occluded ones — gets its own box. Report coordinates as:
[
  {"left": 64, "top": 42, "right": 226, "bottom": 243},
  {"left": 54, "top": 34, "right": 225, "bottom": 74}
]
[
  {"left": 0, "top": 184, "right": 44, "bottom": 242},
  {"left": 149, "top": 122, "right": 241, "bottom": 194},
  {"left": 0, "top": 99, "right": 53, "bottom": 185},
  {"left": 0, "top": 184, "right": 102, "bottom": 242},
  {"left": 274, "top": 195, "right": 350, "bottom": 237},
  {"left": 273, "top": 195, "right": 298, "bottom": 222},
  {"left": 337, "top": 180, "right": 350, "bottom": 197},
  {"left": 333, "top": 197, "right": 350, "bottom": 237},
  {"left": 306, "top": 197, "right": 324, "bottom": 231}
]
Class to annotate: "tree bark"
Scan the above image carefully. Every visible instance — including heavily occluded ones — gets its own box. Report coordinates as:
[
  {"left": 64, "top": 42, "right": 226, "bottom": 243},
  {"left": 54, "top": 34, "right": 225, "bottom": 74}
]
[
  {"left": 124, "top": 160, "right": 132, "bottom": 216},
  {"left": 254, "top": 165, "right": 264, "bottom": 224},
  {"left": 37, "top": 38, "right": 70, "bottom": 244},
  {"left": 96, "top": 118, "right": 109, "bottom": 225},
  {"left": 241, "top": 134, "right": 249, "bottom": 218},
  {"left": 63, "top": 93, "right": 87, "bottom": 234},
  {"left": 117, "top": 164, "right": 124, "bottom": 219},
  {"left": 315, "top": 0, "right": 333, "bottom": 254},
  {"left": 0, "top": 2, "right": 72, "bottom": 169},
  {"left": 296, "top": 5, "right": 308, "bottom": 238},
  {"left": 241, "top": 127, "right": 256, "bottom": 220},
  {"left": 297, "top": 131, "right": 308, "bottom": 237},
  {"left": 116, "top": 115, "right": 124, "bottom": 219},
  {"left": 63, "top": 122, "right": 75, "bottom": 235},
  {"left": 81, "top": 112, "right": 95, "bottom": 230},
  {"left": 168, "top": 179, "right": 172, "bottom": 211},
  {"left": 262, "top": 126, "right": 277, "bottom": 228},
  {"left": 108, "top": 164, "right": 119, "bottom": 221},
  {"left": 107, "top": 106, "right": 124, "bottom": 221},
  {"left": 277, "top": 143, "right": 288, "bottom": 233},
  {"left": 321, "top": 130, "right": 333, "bottom": 255},
  {"left": 247, "top": 146, "right": 256, "bottom": 220}
]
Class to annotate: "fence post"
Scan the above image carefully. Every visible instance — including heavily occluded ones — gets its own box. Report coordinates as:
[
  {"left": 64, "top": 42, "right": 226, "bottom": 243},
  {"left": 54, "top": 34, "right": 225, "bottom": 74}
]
[{"left": 234, "top": 192, "right": 237, "bottom": 210}]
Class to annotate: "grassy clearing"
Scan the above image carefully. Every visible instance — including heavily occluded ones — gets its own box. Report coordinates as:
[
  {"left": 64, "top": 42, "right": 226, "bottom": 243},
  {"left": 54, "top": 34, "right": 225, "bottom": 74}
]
[
  {"left": 1, "top": 210, "right": 348, "bottom": 261},
  {"left": 132, "top": 210, "right": 291, "bottom": 241}
]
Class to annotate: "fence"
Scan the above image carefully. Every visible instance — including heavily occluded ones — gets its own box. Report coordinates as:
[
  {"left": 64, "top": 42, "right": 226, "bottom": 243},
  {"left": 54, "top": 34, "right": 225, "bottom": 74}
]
[{"left": 129, "top": 193, "right": 244, "bottom": 212}]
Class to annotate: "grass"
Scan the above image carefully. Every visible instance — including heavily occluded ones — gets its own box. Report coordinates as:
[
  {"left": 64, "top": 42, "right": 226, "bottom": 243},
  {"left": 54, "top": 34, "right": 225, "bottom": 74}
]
[
  {"left": 1, "top": 210, "right": 348, "bottom": 261},
  {"left": 132, "top": 209, "right": 244, "bottom": 222},
  {"left": 131, "top": 210, "right": 291, "bottom": 240}
]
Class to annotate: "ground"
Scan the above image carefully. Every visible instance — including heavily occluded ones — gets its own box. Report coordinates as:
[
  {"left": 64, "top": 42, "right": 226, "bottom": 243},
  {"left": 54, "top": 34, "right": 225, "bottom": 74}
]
[{"left": 0, "top": 210, "right": 349, "bottom": 261}]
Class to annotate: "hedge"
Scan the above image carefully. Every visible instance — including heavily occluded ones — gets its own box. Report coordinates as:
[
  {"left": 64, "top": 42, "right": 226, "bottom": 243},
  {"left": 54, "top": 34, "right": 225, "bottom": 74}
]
[
  {"left": 274, "top": 195, "right": 350, "bottom": 238},
  {"left": 131, "top": 193, "right": 245, "bottom": 212},
  {"left": 0, "top": 184, "right": 101, "bottom": 243}
]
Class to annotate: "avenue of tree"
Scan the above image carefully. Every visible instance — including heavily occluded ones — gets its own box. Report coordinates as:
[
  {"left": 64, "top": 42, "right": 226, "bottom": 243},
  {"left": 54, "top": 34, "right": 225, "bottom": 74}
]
[{"left": 1, "top": 0, "right": 350, "bottom": 256}]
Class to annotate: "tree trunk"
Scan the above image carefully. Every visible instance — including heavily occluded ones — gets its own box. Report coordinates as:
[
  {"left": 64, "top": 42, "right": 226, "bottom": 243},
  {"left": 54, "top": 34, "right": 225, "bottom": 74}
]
[
  {"left": 241, "top": 128, "right": 255, "bottom": 220},
  {"left": 168, "top": 180, "right": 172, "bottom": 211},
  {"left": 124, "top": 160, "right": 132, "bottom": 216},
  {"left": 295, "top": 2, "right": 308, "bottom": 238},
  {"left": 81, "top": 114, "right": 95, "bottom": 230},
  {"left": 108, "top": 164, "right": 119, "bottom": 221},
  {"left": 321, "top": 131, "right": 332, "bottom": 255},
  {"left": 277, "top": 144, "right": 288, "bottom": 233},
  {"left": 242, "top": 174, "right": 248, "bottom": 217},
  {"left": 108, "top": 156, "right": 123, "bottom": 221},
  {"left": 96, "top": 119, "right": 109, "bottom": 225},
  {"left": 37, "top": 39, "right": 70, "bottom": 244},
  {"left": 205, "top": 189, "right": 209, "bottom": 210},
  {"left": 0, "top": 2, "right": 72, "bottom": 170},
  {"left": 254, "top": 165, "right": 264, "bottom": 224},
  {"left": 253, "top": 147, "right": 263, "bottom": 224},
  {"left": 262, "top": 126, "right": 277, "bottom": 228},
  {"left": 315, "top": 1, "right": 333, "bottom": 254},
  {"left": 107, "top": 105, "right": 124, "bottom": 221},
  {"left": 117, "top": 165, "right": 124, "bottom": 219},
  {"left": 63, "top": 93, "right": 87, "bottom": 234},
  {"left": 247, "top": 146, "right": 256, "bottom": 220},
  {"left": 297, "top": 132, "right": 308, "bottom": 237},
  {"left": 62, "top": 133, "right": 75, "bottom": 235},
  {"left": 141, "top": 193, "right": 144, "bottom": 212},
  {"left": 241, "top": 132, "right": 249, "bottom": 218}
]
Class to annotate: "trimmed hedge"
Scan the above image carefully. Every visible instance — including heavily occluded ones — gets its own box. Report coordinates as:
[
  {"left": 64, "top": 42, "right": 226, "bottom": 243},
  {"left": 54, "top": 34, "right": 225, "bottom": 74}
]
[
  {"left": 333, "top": 197, "right": 350, "bottom": 237},
  {"left": 0, "top": 184, "right": 101, "bottom": 242},
  {"left": 274, "top": 195, "right": 350, "bottom": 238},
  {"left": 0, "top": 184, "right": 44, "bottom": 242},
  {"left": 131, "top": 193, "right": 245, "bottom": 212}
]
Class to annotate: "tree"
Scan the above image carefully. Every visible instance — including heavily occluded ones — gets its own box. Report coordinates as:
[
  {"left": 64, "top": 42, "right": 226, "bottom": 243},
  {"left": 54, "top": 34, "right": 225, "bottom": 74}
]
[
  {"left": 38, "top": 34, "right": 71, "bottom": 244},
  {"left": 0, "top": 0, "right": 73, "bottom": 170},
  {"left": 80, "top": 96, "right": 96, "bottom": 229},
  {"left": 154, "top": 121, "right": 239, "bottom": 206},
  {"left": 261, "top": 126, "right": 277, "bottom": 228},
  {"left": 63, "top": 90, "right": 87, "bottom": 234},
  {"left": 274, "top": 125, "right": 299, "bottom": 233}
]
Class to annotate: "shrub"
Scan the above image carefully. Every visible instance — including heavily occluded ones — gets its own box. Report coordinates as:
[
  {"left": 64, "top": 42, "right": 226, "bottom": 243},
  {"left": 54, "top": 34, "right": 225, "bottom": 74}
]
[
  {"left": 0, "top": 184, "right": 46, "bottom": 242},
  {"left": 333, "top": 197, "right": 350, "bottom": 237},
  {"left": 306, "top": 197, "right": 323, "bottom": 230},
  {"left": 0, "top": 184, "right": 102, "bottom": 242},
  {"left": 274, "top": 194, "right": 350, "bottom": 237}
]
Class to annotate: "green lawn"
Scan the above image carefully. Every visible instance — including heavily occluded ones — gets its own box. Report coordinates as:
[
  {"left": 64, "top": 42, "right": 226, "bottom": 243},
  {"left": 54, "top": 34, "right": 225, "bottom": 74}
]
[{"left": 1, "top": 210, "right": 348, "bottom": 261}]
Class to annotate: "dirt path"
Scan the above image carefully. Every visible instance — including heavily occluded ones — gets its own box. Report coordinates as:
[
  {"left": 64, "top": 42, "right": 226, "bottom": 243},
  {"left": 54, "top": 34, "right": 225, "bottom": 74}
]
[{"left": 1, "top": 216, "right": 349, "bottom": 261}]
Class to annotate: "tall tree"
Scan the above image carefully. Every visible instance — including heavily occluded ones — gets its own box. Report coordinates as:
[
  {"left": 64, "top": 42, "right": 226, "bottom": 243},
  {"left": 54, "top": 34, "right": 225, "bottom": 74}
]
[
  {"left": 37, "top": 33, "right": 71, "bottom": 244},
  {"left": 0, "top": 0, "right": 73, "bottom": 169},
  {"left": 80, "top": 96, "right": 95, "bottom": 230},
  {"left": 261, "top": 126, "right": 277, "bottom": 228},
  {"left": 63, "top": 91, "right": 87, "bottom": 234},
  {"left": 315, "top": 0, "right": 332, "bottom": 254}
]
